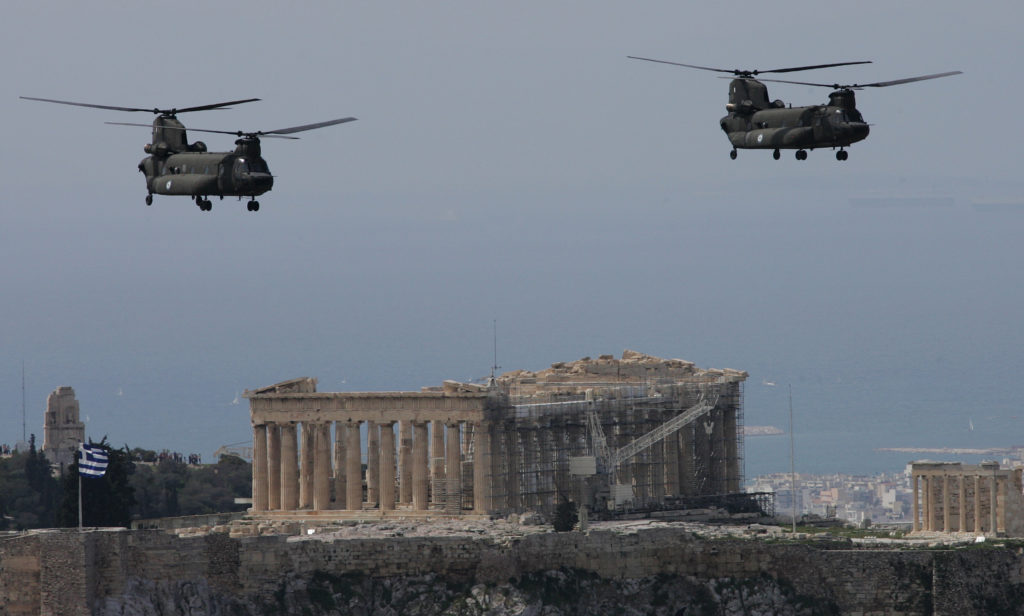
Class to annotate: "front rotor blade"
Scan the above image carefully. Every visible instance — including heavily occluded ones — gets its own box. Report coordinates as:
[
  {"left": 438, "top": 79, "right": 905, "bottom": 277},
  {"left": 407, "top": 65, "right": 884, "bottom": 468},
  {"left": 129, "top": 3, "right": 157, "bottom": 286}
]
[
  {"left": 261, "top": 117, "right": 358, "bottom": 136},
  {"left": 761, "top": 61, "right": 871, "bottom": 74},
  {"left": 627, "top": 57, "right": 736, "bottom": 74},
  {"left": 22, "top": 96, "right": 259, "bottom": 115},
  {"left": 173, "top": 98, "right": 261, "bottom": 113},
  {"left": 105, "top": 121, "right": 157, "bottom": 128},
  {"left": 21, "top": 96, "right": 154, "bottom": 113}
]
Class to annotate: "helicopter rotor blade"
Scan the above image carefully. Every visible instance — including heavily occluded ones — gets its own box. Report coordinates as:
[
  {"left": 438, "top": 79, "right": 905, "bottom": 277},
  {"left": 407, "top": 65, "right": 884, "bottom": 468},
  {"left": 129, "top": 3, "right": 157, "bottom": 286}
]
[
  {"left": 107, "top": 122, "right": 302, "bottom": 139},
  {"left": 260, "top": 117, "right": 358, "bottom": 136},
  {"left": 761, "top": 61, "right": 872, "bottom": 74},
  {"left": 627, "top": 57, "right": 736, "bottom": 74},
  {"left": 760, "top": 70, "right": 961, "bottom": 89},
  {"left": 21, "top": 96, "right": 260, "bottom": 115},
  {"left": 627, "top": 57, "right": 871, "bottom": 76},
  {"left": 855, "top": 71, "right": 962, "bottom": 88}
]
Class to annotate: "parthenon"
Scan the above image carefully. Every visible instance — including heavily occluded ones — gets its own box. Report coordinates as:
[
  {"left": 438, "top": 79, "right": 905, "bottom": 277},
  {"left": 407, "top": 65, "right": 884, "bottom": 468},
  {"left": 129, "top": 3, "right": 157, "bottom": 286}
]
[{"left": 245, "top": 351, "right": 748, "bottom": 518}]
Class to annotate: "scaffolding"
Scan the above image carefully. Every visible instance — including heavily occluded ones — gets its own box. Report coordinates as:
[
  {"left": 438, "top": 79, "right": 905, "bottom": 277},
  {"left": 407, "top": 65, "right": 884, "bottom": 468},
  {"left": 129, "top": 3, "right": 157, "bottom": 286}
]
[{"left": 478, "top": 376, "right": 746, "bottom": 516}]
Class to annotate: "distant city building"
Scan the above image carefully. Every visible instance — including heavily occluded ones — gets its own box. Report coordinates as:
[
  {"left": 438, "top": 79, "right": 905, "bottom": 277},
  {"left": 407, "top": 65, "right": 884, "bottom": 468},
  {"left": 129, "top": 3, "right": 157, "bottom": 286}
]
[{"left": 42, "top": 386, "right": 85, "bottom": 468}]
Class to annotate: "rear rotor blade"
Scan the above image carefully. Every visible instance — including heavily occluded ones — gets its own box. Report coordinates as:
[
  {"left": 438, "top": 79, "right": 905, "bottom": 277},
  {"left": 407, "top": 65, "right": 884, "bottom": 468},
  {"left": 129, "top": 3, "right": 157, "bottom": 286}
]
[
  {"left": 855, "top": 71, "right": 962, "bottom": 88},
  {"left": 627, "top": 57, "right": 870, "bottom": 76},
  {"left": 261, "top": 117, "right": 358, "bottom": 136},
  {"left": 760, "top": 70, "right": 962, "bottom": 89}
]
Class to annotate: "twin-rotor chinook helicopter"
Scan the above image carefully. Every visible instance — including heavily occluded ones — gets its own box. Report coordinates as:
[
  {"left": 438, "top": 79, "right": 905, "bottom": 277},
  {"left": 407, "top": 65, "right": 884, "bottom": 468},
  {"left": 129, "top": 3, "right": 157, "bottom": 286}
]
[
  {"left": 20, "top": 96, "right": 356, "bottom": 211},
  {"left": 627, "top": 57, "right": 961, "bottom": 161}
]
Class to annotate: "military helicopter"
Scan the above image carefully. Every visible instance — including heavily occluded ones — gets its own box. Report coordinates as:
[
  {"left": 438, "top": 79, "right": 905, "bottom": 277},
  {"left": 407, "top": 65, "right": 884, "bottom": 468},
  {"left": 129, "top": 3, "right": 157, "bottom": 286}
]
[
  {"left": 626, "top": 58, "right": 961, "bottom": 161},
  {"left": 20, "top": 96, "right": 356, "bottom": 211}
]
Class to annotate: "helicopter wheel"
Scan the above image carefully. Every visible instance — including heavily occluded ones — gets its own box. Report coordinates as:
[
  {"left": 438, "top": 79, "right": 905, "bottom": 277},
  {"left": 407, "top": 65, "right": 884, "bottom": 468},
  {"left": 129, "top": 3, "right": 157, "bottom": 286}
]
[
  {"left": 795, "top": 150, "right": 808, "bottom": 161},
  {"left": 730, "top": 149, "right": 737, "bottom": 160},
  {"left": 247, "top": 200, "right": 260, "bottom": 212},
  {"left": 145, "top": 194, "right": 153, "bottom": 206},
  {"left": 836, "top": 150, "right": 849, "bottom": 161},
  {"left": 773, "top": 149, "right": 780, "bottom": 160}
]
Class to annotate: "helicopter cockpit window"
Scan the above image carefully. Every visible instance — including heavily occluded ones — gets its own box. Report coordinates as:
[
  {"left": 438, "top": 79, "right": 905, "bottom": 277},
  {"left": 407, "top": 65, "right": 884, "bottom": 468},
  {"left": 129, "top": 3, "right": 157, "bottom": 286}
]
[
  {"left": 247, "top": 159, "right": 269, "bottom": 173},
  {"left": 234, "top": 158, "right": 250, "bottom": 174}
]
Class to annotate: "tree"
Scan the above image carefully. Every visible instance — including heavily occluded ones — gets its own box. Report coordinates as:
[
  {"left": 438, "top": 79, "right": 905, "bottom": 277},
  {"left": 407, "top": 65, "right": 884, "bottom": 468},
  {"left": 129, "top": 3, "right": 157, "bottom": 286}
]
[
  {"left": 553, "top": 500, "right": 578, "bottom": 532},
  {"left": 0, "top": 435, "right": 61, "bottom": 530}
]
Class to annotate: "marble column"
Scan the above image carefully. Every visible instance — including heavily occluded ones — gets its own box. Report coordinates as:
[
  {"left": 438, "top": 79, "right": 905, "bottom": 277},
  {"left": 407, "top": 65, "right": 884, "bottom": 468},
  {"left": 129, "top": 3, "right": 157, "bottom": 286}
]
[
  {"left": 314, "top": 423, "right": 332, "bottom": 511},
  {"left": 431, "top": 420, "right": 445, "bottom": 507},
  {"left": 974, "top": 475, "right": 982, "bottom": 533},
  {"left": 379, "top": 421, "right": 396, "bottom": 511},
  {"left": 912, "top": 474, "right": 920, "bottom": 532},
  {"left": 957, "top": 474, "right": 965, "bottom": 532},
  {"left": 942, "top": 475, "right": 951, "bottom": 532},
  {"left": 333, "top": 422, "right": 346, "bottom": 510},
  {"left": 366, "top": 421, "right": 379, "bottom": 506},
  {"left": 300, "top": 423, "right": 315, "bottom": 509},
  {"left": 446, "top": 422, "right": 462, "bottom": 510},
  {"left": 267, "top": 423, "right": 281, "bottom": 511},
  {"left": 473, "top": 421, "right": 491, "bottom": 513},
  {"left": 413, "top": 421, "right": 429, "bottom": 510},
  {"left": 999, "top": 477, "right": 1008, "bottom": 532},
  {"left": 253, "top": 424, "right": 268, "bottom": 512},
  {"left": 399, "top": 421, "right": 413, "bottom": 504},
  {"left": 345, "top": 422, "right": 362, "bottom": 510},
  {"left": 281, "top": 423, "right": 299, "bottom": 510},
  {"left": 990, "top": 474, "right": 999, "bottom": 533}
]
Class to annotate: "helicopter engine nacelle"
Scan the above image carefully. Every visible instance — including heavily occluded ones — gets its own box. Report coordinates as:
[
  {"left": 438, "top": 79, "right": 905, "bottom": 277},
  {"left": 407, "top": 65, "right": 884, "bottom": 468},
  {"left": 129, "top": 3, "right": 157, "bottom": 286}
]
[{"left": 144, "top": 142, "right": 170, "bottom": 157}]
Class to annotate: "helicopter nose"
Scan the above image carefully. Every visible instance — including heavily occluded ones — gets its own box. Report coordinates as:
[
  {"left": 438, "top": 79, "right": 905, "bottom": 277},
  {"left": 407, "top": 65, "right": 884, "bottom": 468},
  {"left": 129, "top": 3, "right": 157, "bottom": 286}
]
[{"left": 848, "top": 122, "right": 869, "bottom": 143}]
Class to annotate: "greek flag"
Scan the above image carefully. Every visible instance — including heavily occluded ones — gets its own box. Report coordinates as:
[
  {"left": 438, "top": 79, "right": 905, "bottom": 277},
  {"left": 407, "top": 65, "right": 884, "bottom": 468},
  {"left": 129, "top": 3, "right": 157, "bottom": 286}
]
[{"left": 79, "top": 443, "right": 108, "bottom": 478}]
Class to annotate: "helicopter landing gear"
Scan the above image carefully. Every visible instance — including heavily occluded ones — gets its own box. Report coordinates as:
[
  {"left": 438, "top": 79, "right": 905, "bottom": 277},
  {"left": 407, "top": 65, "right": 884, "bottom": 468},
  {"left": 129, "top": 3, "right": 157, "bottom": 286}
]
[
  {"left": 773, "top": 149, "right": 781, "bottom": 160},
  {"left": 795, "top": 149, "right": 808, "bottom": 160},
  {"left": 195, "top": 196, "right": 212, "bottom": 211},
  {"left": 145, "top": 194, "right": 153, "bottom": 206},
  {"left": 836, "top": 149, "right": 849, "bottom": 161},
  {"left": 730, "top": 149, "right": 737, "bottom": 160},
  {"left": 246, "top": 200, "right": 260, "bottom": 212}
]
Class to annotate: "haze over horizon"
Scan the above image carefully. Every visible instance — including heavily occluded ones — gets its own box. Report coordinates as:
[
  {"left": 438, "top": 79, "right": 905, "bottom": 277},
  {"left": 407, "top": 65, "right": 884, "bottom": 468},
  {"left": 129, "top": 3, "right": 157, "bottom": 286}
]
[{"left": 3, "top": 2, "right": 1021, "bottom": 478}]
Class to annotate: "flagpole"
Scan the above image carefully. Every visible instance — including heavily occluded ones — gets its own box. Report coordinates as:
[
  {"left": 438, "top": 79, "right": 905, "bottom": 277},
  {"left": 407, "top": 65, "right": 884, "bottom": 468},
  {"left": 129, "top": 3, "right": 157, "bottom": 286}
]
[{"left": 78, "top": 470, "right": 83, "bottom": 530}]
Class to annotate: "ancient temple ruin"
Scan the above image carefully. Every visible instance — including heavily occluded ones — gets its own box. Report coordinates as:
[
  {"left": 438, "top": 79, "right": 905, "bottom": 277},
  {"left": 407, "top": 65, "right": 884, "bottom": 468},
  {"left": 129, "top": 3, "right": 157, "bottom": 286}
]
[
  {"left": 42, "top": 386, "right": 85, "bottom": 468},
  {"left": 245, "top": 351, "right": 747, "bottom": 517},
  {"left": 910, "top": 461, "right": 1024, "bottom": 536}
]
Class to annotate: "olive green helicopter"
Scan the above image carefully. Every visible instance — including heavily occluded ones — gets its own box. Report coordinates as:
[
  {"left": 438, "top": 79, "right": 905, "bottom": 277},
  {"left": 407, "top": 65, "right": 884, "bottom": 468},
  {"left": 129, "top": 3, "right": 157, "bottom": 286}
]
[
  {"left": 626, "top": 58, "right": 960, "bottom": 161},
  {"left": 20, "top": 96, "right": 356, "bottom": 211}
]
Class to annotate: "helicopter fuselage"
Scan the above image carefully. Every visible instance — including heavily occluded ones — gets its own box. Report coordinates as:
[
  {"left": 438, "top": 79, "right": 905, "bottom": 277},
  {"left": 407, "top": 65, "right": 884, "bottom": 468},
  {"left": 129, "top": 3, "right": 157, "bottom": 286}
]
[
  {"left": 139, "top": 150, "right": 274, "bottom": 199},
  {"left": 719, "top": 78, "right": 868, "bottom": 159},
  {"left": 140, "top": 116, "right": 275, "bottom": 210},
  {"left": 720, "top": 102, "right": 870, "bottom": 150}
]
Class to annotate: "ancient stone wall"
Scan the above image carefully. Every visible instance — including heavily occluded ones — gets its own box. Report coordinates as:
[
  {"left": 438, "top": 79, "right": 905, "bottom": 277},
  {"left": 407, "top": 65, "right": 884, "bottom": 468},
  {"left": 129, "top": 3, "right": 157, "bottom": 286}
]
[{"left": 3, "top": 526, "right": 1024, "bottom": 614}]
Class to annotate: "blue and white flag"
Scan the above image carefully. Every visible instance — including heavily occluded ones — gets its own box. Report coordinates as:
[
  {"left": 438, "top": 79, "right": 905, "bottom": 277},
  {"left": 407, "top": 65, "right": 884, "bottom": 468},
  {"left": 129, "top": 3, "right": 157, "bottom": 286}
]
[{"left": 79, "top": 443, "right": 109, "bottom": 478}]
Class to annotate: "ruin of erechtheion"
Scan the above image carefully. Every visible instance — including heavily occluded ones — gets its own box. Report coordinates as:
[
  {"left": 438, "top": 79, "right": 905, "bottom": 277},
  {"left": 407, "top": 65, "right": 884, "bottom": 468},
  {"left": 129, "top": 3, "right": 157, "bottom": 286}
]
[
  {"left": 910, "top": 461, "right": 1024, "bottom": 536},
  {"left": 245, "top": 351, "right": 748, "bottom": 518}
]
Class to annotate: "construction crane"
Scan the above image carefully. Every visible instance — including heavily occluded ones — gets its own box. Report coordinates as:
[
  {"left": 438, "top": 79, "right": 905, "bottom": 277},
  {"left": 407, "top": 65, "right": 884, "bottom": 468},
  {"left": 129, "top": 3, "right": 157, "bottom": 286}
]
[{"left": 575, "top": 385, "right": 721, "bottom": 509}]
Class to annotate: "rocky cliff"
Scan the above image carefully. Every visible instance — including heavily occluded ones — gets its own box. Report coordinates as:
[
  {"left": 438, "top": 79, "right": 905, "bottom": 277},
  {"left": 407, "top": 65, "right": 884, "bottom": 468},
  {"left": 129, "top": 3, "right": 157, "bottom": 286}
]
[{"left": 2, "top": 522, "right": 1023, "bottom": 615}]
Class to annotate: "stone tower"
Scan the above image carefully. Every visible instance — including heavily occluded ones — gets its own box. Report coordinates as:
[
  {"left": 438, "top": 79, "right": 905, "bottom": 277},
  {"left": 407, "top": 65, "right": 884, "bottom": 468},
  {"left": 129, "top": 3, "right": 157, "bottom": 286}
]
[{"left": 42, "top": 386, "right": 86, "bottom": 468}]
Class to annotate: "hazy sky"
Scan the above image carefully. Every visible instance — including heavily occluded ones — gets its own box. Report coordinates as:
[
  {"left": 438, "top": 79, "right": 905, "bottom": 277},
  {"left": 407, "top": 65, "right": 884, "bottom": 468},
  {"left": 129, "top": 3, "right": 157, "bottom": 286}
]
[{"left": 2, "top": 2, "right": 1022, "bottom": 475}]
